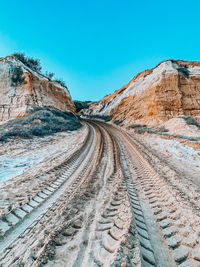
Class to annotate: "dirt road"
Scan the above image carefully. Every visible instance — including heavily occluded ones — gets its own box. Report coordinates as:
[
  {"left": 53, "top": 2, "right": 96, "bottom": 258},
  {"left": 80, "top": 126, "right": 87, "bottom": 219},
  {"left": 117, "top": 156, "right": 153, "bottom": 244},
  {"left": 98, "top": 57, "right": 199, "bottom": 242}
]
[{"left": 0, "top": 120, "right": 199, "bottom": 267}]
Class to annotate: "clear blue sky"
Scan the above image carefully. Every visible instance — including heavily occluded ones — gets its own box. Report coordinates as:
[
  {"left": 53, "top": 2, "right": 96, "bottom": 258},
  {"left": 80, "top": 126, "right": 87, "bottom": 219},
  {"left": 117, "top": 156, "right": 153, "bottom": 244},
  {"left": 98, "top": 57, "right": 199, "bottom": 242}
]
[{"left": 0, "top": 0, "right": 200, "bottom": 100}]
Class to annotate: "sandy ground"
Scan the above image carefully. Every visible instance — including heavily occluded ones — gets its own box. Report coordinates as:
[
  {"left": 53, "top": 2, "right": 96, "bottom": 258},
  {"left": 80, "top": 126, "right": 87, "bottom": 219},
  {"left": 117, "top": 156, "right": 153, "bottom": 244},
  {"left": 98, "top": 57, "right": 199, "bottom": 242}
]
[
  {"left": 162, "top": 117, "right": 200, "bottom": 137},
  {"left": 0, "top": 125, "right": 88, "bottom": 216},
  {"left": 0, "top": 126, "right": 87, "bottom": 182},
  {"left": 128, "top": 117, "right": 200, "bottom": 186},
  {"left": 138, "top": 135, "right": 200, "bottom": 184},
  {"left": 1, "top": 118, "right": 200, "bottom": 266}
]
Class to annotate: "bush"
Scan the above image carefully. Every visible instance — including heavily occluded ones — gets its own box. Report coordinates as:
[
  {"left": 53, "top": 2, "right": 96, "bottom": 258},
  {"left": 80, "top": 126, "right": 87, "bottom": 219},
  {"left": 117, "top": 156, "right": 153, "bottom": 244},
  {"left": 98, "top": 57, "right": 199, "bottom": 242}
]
[
  {"left": 11, "top": 66, "right": 25, "bottom": 86},
  {"left": 12, "top": 52, "right": 42, "bottom": 73},
  {"left": 74, "top": 101, "right": 91, "bottom": 112},
  {"left": 114, "top": 120, "right": 122, "bottom": 125},
  {"left": 12, "top": 52, "right": 68, "bottom": 88},
  {"left": 130, "top": 124, "right": 169, "bottom": 135},
  {"left": 177, "top": 67, "right": 190, "bottom": 77},
  {"left": 129, "top": 122, "right": 200, "bottom": 141},
  {"left": 54, "top": 79, "right": 67, "bottom": 88},
  {"left": 0, "top": 108, "right": 82, "bottom": 142},
  {"left": 184, "top": 116, "right": 200, "bottom": 128},
  {"left": 130, "top": 124, "right": 144, "bottom": 129},
  {"left": 45, "top": 71, "right": 54, "bottom": 80},
  {"left": 86, "top": 114, "right": 112, "bottom": 122}
]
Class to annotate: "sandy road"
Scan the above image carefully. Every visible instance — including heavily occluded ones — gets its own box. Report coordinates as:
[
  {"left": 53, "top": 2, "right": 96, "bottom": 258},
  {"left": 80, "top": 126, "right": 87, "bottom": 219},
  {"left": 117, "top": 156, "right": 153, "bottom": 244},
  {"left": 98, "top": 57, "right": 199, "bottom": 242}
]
[{"left": 0, "top": 120, "right": 200, "bottom": 266}]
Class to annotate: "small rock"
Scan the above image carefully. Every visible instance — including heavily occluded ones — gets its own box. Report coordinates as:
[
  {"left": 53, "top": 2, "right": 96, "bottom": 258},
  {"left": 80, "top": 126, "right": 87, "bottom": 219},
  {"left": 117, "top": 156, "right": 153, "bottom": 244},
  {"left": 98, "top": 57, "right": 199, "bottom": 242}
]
[
  {"left": 73, "top": 219, "right": 82, "bottom": 229},
  {"left": 173, "top": 246, "right": 189, "bottom": 263},
  {"left": 54, "top": 237, "right": 66, "bottom": 246},
  {"left": 62, "top": 228, "right": 76, "bottom": 236}
]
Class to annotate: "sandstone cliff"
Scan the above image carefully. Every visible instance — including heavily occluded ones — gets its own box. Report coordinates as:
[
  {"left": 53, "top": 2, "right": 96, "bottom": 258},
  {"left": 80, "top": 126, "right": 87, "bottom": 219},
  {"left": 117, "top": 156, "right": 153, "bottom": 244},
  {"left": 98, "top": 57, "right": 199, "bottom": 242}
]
[
  {"left": 87, "top": 60, "right": 200, "bottom": 126},
  {"left": 0, "top": 56, "right": 75, "bottom": 121}
]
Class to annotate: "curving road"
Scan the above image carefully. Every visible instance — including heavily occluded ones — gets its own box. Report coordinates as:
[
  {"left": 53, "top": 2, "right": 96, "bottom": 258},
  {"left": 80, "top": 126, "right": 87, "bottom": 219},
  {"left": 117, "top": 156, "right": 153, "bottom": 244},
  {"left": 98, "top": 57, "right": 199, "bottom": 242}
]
[{"left": 0, "top": 119, "right": 199, "bottom": 267}]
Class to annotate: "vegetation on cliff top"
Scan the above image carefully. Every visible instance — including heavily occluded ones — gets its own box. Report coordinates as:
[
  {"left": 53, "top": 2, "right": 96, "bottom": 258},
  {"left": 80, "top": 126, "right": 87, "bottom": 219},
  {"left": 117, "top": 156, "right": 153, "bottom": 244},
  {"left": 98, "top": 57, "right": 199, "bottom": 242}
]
[
  {"left": 11, "top": 52, "right": 68, "bottom": 88},
  {"left": 12, "top": 52, "right": 42, "bottom": 72}
]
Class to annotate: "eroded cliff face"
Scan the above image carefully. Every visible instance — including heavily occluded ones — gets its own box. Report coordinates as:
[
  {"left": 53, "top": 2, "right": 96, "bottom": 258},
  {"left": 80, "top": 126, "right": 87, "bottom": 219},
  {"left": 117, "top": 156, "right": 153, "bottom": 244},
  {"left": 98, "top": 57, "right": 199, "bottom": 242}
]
[
  {"left": 87, "top": 60, "right": 200, "bottom": 126},
  {"left": 0, "top": 56, "right": 75, "bottom": 121}
]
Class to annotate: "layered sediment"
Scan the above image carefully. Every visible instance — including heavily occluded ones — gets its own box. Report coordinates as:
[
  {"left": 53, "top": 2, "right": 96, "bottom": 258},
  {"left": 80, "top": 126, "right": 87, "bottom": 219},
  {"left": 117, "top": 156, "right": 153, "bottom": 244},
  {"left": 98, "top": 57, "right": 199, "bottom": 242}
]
[
  {"left": 87, "top": 60, "right": 200, "bottom": 126},
  {"left": 0, "top": 56, "right": 75, "bottom": 121}
]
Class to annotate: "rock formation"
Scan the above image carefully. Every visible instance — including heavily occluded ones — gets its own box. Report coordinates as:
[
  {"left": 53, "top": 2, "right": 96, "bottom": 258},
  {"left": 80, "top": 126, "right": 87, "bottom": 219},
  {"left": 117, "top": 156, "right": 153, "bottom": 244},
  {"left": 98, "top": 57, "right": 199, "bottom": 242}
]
[
  {"left": 87, "top": 60, "right": 200, "bottom": 126},
  {"left": 0, "top": 56, "right": 75, "bottom": 121}
]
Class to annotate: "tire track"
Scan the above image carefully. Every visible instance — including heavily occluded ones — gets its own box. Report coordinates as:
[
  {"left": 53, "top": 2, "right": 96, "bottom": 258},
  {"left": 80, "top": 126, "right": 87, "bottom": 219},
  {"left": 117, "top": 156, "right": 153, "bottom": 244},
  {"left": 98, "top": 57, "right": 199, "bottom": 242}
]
[
  {"left": 32, "top": 122, "right": 111, "bottom": 266},
  {"left": 0, "top": 123, "right": 101, "bottom": 265},
  {"left": 127, "top": 133, "right": 200, "bottom": 215},
  {"left": 93, "top": 180, "right": 132, "bottom": 266},
  {"left": 82, "top": 121, "right": 139, "bottom": 267},
  {"left": 1, "top": 120, "right": 200, "bottom": 266},
  {"left": 109, "top": 124, "right": 200, "bottom": 267}
]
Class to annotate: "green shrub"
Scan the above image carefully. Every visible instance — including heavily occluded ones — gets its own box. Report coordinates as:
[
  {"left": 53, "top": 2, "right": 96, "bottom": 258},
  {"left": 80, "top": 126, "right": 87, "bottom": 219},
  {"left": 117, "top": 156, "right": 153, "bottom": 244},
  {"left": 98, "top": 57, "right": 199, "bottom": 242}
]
[
  {"left": 54, "top": 79, "right": 67, "bottom": 88},
  {"left": 0, "top": 108, "right": 82, "bottom": 142},
  {"left": 12, "top": 52, "right": 42, "bottom": 73},
  {"left": 114, "top": 120, "right": 122, "bottom": 125},
  {"left": 45, "top": 71, "right": 54, "bottom": 80},
  {"left": 177, "top": 67, "right": 190, "bottom": 77},
  {"left": 12, "top": 52, "right": 68, "bottom": 87},
  {"left": 86, "top": 114, "right": 112, "bottom": 122},
  {"left": 11, "top": 66, "right": 25, "bottom": 86},
  {"left": 184, "top": 116, "right": 200, "bottom": 128},
  {"left": 129, "top": 121, "right": 200, "bottom": 141},
  {"left": 130, "top": 124, "right": 169, "bottom": 135},
  {"left": 74, "top": 101, "right": 91, "bottom": 112},
  {"left": 129, "top": 124, "right": 144, "bottom": 129}
]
